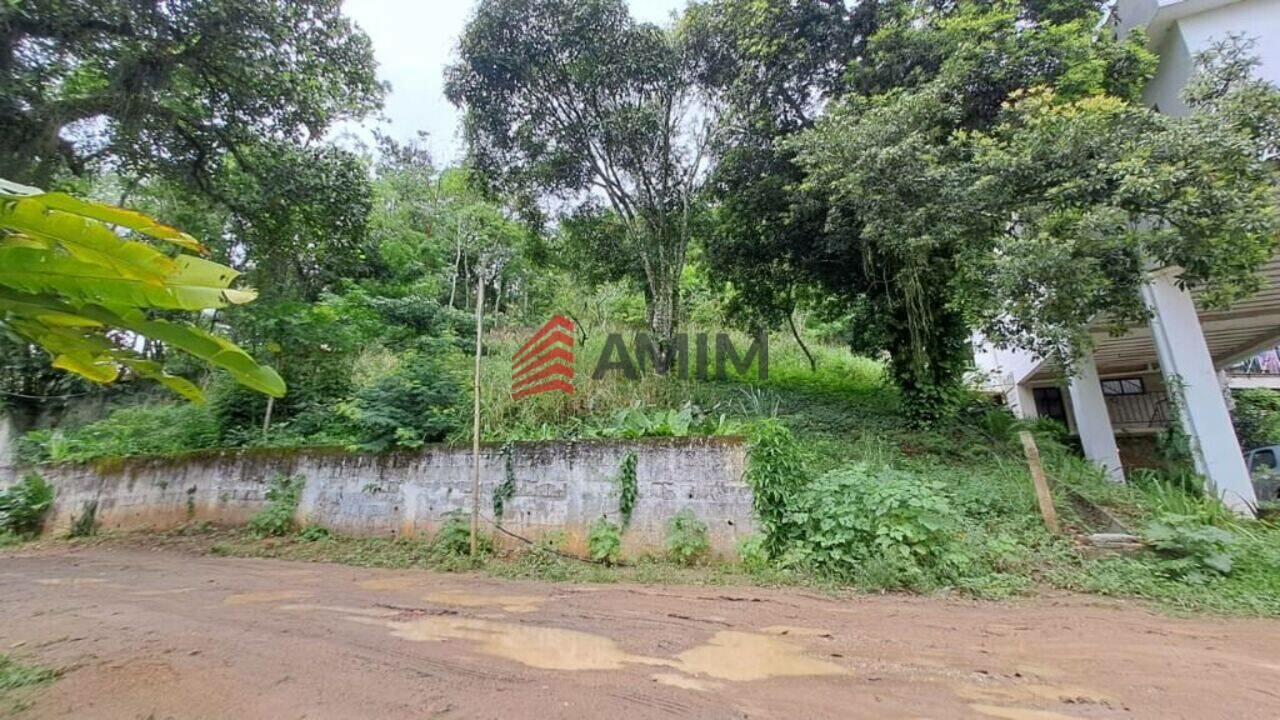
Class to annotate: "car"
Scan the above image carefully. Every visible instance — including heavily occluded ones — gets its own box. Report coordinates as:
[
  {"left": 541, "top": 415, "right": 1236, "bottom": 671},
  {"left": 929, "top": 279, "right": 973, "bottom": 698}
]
[{"left": 1243, "top": 446, "right": 1280, "bottom": 502}]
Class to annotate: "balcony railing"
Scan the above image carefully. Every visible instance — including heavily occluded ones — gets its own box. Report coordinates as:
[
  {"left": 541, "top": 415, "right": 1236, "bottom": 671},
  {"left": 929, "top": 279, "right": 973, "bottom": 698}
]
[{"left": 1106, "top": 391, "right": 1171, "bottom": 431}]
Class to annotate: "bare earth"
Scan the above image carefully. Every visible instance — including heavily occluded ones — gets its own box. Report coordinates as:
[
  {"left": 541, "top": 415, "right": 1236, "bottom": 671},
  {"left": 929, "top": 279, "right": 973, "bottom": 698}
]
[{"left": 2, "top": 547, "right": 1278, "bottom": 719}]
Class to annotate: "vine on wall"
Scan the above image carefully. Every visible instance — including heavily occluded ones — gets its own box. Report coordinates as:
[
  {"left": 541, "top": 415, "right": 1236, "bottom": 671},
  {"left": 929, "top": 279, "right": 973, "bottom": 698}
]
[
  {"left": 492, "top": 442, "right": 517, "bottom": 525},
  {"left": 615, "top": 451, "right": 638, "bottom": 530}
]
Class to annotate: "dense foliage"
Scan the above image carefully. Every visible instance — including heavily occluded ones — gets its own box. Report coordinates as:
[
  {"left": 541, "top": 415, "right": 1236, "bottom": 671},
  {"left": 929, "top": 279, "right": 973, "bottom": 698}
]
[
  {"left": 0, "top": 473, "right": 53, "bottom": 537},
  {"left": 1232, "top": 389, "right": 1280, "bottom": 450},
  {"left": 19, "top": 404, "right": 219, "bottom": 463},
  {"left": 341, "top": 351, "right": 466, "bottom": 452},
  {"left": 447, "top": 0, "right": 716, "bottom": 363},
  {"left": 1, "top": 0, "right": 384, "bottom": 298},
  {"left": 785, "top": 464, "right": 961, "bottom": 587},
  {"left": 743, "top": 419, "right": 807, "bottom": 558}
]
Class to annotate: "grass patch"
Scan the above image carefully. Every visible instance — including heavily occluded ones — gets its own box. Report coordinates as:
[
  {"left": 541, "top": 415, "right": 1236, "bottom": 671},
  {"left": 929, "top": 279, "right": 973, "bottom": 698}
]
[
  {"left": 0, "top": 654, "right": 56, "bottom": 713},
  {"left": 198, "top": 526, "right": 820, "bottom": 590}
]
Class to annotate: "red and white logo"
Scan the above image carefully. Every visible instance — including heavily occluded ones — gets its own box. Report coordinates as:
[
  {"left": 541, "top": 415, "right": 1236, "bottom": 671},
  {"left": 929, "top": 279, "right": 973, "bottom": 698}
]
[{"left": 512, "top": 315, "right": 575, "bottom": 399}]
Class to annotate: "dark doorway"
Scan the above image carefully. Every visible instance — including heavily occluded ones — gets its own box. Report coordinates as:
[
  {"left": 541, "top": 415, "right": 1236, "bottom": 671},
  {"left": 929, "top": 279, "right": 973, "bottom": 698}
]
[{"left": 1033, "top": 387, "right": 1068, "bottom": 426}]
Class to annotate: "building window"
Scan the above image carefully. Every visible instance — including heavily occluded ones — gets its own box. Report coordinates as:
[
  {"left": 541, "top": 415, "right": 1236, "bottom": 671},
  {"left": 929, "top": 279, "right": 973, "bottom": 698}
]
[{"left": 1100, "top": 377, "right": 1145, "bottom": 396}]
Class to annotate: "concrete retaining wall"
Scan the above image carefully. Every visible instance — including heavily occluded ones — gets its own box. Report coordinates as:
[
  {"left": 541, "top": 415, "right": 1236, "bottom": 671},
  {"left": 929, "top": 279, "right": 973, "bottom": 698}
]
[{"left": 6, "top": 437, "right": 755, "bottom": 555}]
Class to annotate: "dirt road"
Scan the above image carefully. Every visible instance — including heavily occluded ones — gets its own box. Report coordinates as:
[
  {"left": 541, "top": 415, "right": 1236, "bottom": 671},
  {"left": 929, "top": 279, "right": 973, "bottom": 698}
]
[{"left": 1, "top": 547, "right": 1278, "bottom": 719}]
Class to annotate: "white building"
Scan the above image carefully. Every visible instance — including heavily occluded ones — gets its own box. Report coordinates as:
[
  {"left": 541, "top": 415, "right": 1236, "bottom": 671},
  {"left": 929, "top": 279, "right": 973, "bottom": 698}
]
[{"left": 973, "top": 0, "right": 1280, "bottom": 513}]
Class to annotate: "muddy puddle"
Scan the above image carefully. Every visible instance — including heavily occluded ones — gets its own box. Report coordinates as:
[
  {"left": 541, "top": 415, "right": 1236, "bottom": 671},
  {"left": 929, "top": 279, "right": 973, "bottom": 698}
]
[
  {"left": 651, "top": 673, "right": 721, "bottom": 691},
  {"left": 35, "top": 578, "right": 107, "bottom": 586},
  {"left": 357, "top": 577, "right": 422, "bottom": 592},
  {"left": 957, "top": 681, "right": 1114, "bottom": 720},
  {"left": 362, "top": 615, "right": 665, "bottom": 671},
  {"left": 970, "top": 705, "right": 1082, "bottom": 720},
  {"left": 956, "top": 682, "right": 1112, "bottom": 705},
  {"left": 284, "top": 605, "right": 848, "bottom": 684},
  {"left": 761, "top": 625, "right": 832, "bottom": 638},
  {"left": 223, "top": 590, "right": 312, "bottom": 606},
  {"left": 674, "top": 631, "right": 845, "bottom": 681},
  {"left": 422, "top": 591, "right": 543, "bottom": 613}
]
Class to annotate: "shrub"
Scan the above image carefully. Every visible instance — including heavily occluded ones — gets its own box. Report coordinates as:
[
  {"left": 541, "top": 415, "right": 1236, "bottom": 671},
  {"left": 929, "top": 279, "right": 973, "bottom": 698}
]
[
  {"left": 299, "top": 525, "right": 331, "bottom": 542},
  {"left": 430, "top": 512, "right": 490, "bottom": 559},
  {"left": 0, "top": 474, "right": 54, "bottom": 537},
  {"left": 736, "top": 534, "right": 770, "bottom": 573},
  {"left": 744, "top": 419, "right": 808, "bottom": 558},
  {"left": 18, "top": 403, "right": 220, "bottom": 462},
  {"left": 665, "top": 509, "right": 710, "bottom": 566},
  {"left": 593, "top": 405, "right": 693, "bottom": 438},
  {"left": 1232, "top": 388, "right": 1280, "bottom": 450},
  {"left": 787, "top": 464, "right": 961, "bottom": 584},
  {"left": 587, "top": 517, "right": 622, "bottom": 565},
  {"left": 343, "top": 351, "right": 465, "bottom": 451},
  {"left": 248, "top": 474, "right": 304, "bottom": 537},
  {"left": 14, "top": 429, "right": 61, "bottom": 465},
  {"left": 1141, "top": 513, "right": 1236, "bottom": 582}
]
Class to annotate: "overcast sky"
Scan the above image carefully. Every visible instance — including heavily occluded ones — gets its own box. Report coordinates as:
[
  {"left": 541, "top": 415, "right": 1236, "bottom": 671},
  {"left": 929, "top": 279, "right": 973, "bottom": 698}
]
[{"left": 339, "top": 0, "right": 688, "bottom": 165}]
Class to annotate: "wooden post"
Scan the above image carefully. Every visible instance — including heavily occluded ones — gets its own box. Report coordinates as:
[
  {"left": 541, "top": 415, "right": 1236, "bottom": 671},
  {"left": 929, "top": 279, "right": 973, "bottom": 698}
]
[
  {"left": 262, "top": 396, "right": 274, "bottom": 434},
  {"left": 470, "top": 266, "right": 485, "bottom": 557},
  {"left": 1019, "top": 430, "right": 1060, "bottom": 534}
]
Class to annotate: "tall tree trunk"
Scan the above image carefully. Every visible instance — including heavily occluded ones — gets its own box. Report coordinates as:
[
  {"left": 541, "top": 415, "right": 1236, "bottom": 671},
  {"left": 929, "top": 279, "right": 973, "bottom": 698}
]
[
  {"left": 448, "top": 240, "right": 462, "bottom": 308},
  {"left": 637, "top": 221, "right": 686, "bottom": 373},
  {"left": 787, "top": 309, "right": 816, "bottom": 372},
  {"left": 647, "top": 259, "right": 681, "bottom": 373},
  {"left": 462, "top": 253, "right": 470, "bottom": 311}
]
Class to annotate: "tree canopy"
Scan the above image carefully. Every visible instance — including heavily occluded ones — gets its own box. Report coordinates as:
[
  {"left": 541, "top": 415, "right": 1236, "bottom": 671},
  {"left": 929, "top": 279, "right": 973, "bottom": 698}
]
[
  {"left": 698, "top": 0, "right": 1166, "bottom": 421},
  {"left": 446, "top": 0, "right": 717, "bottom": 360},
  {"left": 1, "top": 0, "right": 382, "bottom": 185},
  {"left": 1, "top": 0, "right": 386, "bottom": 300}
]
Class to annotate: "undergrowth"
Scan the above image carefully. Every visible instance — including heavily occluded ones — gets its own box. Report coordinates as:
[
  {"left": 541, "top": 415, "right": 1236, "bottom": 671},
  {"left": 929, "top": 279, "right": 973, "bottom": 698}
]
[
  {"left": 665, "top": 509, "right": 710, "bottom": 566},
  {"left": 248, "top": 474, "right": 305, "bottom": 537},
  {"left": 0, "top": 474, "right": 54, "bottom": 537}
]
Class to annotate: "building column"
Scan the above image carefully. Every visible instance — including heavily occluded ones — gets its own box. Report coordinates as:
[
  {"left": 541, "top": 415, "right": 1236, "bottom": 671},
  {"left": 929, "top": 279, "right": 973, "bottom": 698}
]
[
  {"left": 1068, "top": 351, "right": 1126, "bottom": 482},
  {"left": 1010, "top": 382, "right": 1038, "bottom": 420},
  {"left": 1143, "top": 270, "right": 1258, "bottom": 515}
]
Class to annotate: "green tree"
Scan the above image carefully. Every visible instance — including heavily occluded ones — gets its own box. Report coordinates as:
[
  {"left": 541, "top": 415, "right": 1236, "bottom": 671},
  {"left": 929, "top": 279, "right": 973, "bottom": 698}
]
[
  {"left": 1, "top": 0, "right": 382, "bottom": 185},
  {"left": 0, "top": 0, "right": 386, "bottom": 299},
  {"left": 683, "top": 0, "right": 869, "bottom": 370},
  {"left": 713, "top": 1, "right": 1153, "bottom": 422},
  {"left": 963, "top": 43, "right": 1280, "bottom": 368},
  {"left": 446, "top": 0, "right": 717, "bottom": 364}
]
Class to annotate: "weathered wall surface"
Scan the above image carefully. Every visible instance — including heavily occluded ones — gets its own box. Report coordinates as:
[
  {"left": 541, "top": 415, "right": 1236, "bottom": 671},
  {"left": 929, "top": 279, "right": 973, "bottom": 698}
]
[{"left": 8, "top": 437, "right": 755, "bottom": 555}]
